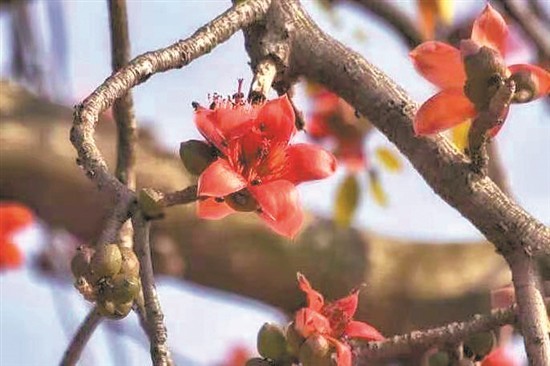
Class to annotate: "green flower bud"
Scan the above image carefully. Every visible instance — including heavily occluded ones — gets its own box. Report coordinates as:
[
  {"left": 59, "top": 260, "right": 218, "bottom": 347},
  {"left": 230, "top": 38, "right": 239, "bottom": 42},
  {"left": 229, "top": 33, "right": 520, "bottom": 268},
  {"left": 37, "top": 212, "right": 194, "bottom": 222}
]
[
  {"left": 299, "top": 335, "right": 332, "bottom": 366},
  {"left": 225, "top": 189, "right": 259, "bottom": 212},
  {"left": 257, "top": 323, "right": 288, "bottom": 361},
  {"left": 285, "top": 322, "right": 305, "bottom": 357},
  {"left": 462, "top": 45, "right": 508, "bottom": 110},
  {"left": 119, "top": 247, "right": 140, "bottom": 277},
  {"left": 90, "top": 244, "right": 122, "bottom": 282},
  {"left": 179, "top": 140, "right": 217, "bottom": 176},
  {"left": 102, "top": 274, "right": 141, "bottom": 304},
  {"left": 74, "top": 276, "right": 96, "bottom": 302},
  {"left": 428, "top": 351, "right": 450, "bottom": 366},
  {"left": 464, "top": 331, "right": 495, "bottom": 359},
  {"left": 71, "top": 246, "right": 94, "bottom": 280},
  {"left": 97, "top": 300, "right": 133, "bottom": 320}
]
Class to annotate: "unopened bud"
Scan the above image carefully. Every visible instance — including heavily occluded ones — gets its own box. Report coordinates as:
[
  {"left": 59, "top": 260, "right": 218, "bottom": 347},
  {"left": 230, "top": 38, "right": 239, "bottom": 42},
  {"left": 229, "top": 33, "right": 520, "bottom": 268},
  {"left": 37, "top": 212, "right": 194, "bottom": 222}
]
[
  {"left": 299, "top": 335, "right": 332, "bottom": 366},
  {"left": 119, "top": 247, "right": 140, "bottom": 277},
  {"left": 428, "top": 351, "right": 450, "bottom": 366},
  {"left": 102, "top": 274, "right": 141, "bottom": 304},
  {"left": 225, "top": 189, "right": 258, "bottom": 212},
  {"left": 90, "top": 244, "right": 122, "bottom": 282},
  {"left": 257, "top": 323, "right": 288, "bottom": 361},
  {"left": 74, "top": 276, "right": 96, "bottom": 302},
  {"left": 97, "top": 300, "right": 133, "bottom": 320},
  {"left": 179, "top": 140, "right": 217, "bottom": 176},
  {"left": 286, "top": 322, "right": 305, "bottom": 357},
  {"left": 462, "top": 45, "right": 508, "bottom": 110},
  {"left": 71, "top": 246, "right": 94, "bottom": 280},
  {"left": 464, "top": 331, "right": 495, "bottom": 359}
]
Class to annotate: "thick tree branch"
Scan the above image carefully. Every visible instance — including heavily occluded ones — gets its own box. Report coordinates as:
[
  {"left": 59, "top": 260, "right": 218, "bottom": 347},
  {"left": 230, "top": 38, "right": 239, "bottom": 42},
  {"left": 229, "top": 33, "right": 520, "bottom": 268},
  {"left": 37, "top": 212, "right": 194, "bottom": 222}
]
[{"left": 60, "top": 307, "right": 102, "bottom": 366}]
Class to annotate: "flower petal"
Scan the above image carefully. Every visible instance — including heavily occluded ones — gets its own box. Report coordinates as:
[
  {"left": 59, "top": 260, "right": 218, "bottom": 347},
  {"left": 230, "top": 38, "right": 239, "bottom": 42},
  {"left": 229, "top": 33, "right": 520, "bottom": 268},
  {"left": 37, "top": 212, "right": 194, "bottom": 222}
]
[
  {"left": 344, "top": 321, "right": 385, "bottom": 341},
  {"left": 294, "top": 308, "right": 331, "bottom": 338},
  {"left": 0, "top": 202, "right": 33, "bottom": 237},
  {"left": 410, "top": 41, "right": 466, "bottom": 89},
  {"left": 297, "top": 272, "right": 325, "bottom": 311},
  {"left": 255, "top": 95, "right": 296, "bottom": 144},
  {"left": 283, "top": 144, "right": 337, "bottom": 184},
  {"left": 481, "top": 347, "right": 516, "bottom": 366},
  {"left": 471, "top": 4, "right": 508, "bottom": 56},
  {"left": 326, "top": 337, "right": 352, "bottom": 366},
  {"left": 249, "top": 180, "right": 304, "bottom": 238},
  {"left": 332, "top": 290, "right": 359, "bottom": 318},
  {"left": 197, "top": 159, "right": 247, "bottom": 198},
  {"left": 508, "top": 64, "right": 550, "bottom": 99},
  {"left": 414, "top": 89, "right": 477, "bottom": 135},
  {"left": 0, "top": 240, "right": 23, "bottom": 269},
  {"left": 196, "top": 198, "right": 235, "bottom": 220}
]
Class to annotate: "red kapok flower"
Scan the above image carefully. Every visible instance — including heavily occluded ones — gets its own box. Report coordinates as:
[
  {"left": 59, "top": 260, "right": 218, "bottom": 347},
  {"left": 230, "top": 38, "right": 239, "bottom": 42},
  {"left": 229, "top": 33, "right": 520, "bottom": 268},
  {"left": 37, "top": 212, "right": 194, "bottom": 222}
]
[
  {"left": 0, "top": 202, "right": 34, "bottom": 270},
  {"left": 307, "top": 84, "right": 371, "bottom": 172},
  {"left": 194, "top": 89, "right": 336, "bottom": 238},
  {"left": 294, "top": 273, "right": 384, "bottom": 365},
  {"left": 410, "top": 4, "right": 550, "bottom": 137},
  {"left": 481, "top": 347, "right": 517, "bottom": 366}
]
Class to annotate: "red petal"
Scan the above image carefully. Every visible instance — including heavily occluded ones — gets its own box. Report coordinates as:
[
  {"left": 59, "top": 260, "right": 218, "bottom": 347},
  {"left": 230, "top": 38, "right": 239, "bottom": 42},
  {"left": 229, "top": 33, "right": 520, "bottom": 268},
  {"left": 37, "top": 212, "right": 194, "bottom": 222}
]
[
  {"left": 410, "top": 42, "right": 466, "bottom": 89},
  {"left": 325, "top": 337, "right": 352, "bottom": 366},
  {"left": 255, "top": 95, "right": 296, "bottom": 144},
  {"left": 481, "top": 347, "right": 517, "bottom": 366},
  {"left": 414, "top": 89, "right": 477, "bottom": 135},
  {"left": 283, "top": 144, "right": 337, "bottom": 184},
  {"left": 297, "top": 272, "right": 325, "bottom": 311},
  {"left": 332, "top": 290, "right": 359, "bottom": 318},
  {"left": 196, "top": 198, "right": 235, "bottom": 220},
  {"left": 0, "top": 240, "right": 23, "bottom": 270},
  {"left": 471, "top": 4, "right": 508, "bottom": 56},
  {"left": 249, "top": 180, "right": 304, "bottom": 238},
  {"left": 307, "top": 115, "right": 331, "bottom": 139},
  {"left": 344, "top": 321, "right": 385, "bottom": 341},
  {"left": 0, "top": 202, "right": 33, "bottom": 238},
  {"left": 197, "top": 159, "right": 247, "bottom": 198},
  {"left": 294, "top": 308, "right": 331, "bottom": 338},
  {"left": 508, "top": 64, "right": 550, "bottom": 98}
]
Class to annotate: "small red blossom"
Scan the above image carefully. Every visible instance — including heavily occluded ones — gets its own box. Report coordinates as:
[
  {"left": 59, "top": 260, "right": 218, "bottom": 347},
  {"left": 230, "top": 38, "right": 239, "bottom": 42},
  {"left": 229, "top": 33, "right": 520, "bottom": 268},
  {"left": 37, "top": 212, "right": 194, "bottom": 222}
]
[
  {"left": 0, "top": 202, "right": 33, "bottom": 270},
  {"left": 481, "top": 347, "right": 517, "bottom": 366},
  {"left": 294, "top": 273, "right": 384, "bottom": 365},
  {"left": 410, "top": 4, "right": 550, "bottom": 136},
  {"left": 218, "top": 344, "right": 250, "bottom": 366},
  {"left": 307, "top": 85, "right": 371, "bottom": 172},
  {"left": 194, "top": 88, "right": 336, "bottom": 238}
]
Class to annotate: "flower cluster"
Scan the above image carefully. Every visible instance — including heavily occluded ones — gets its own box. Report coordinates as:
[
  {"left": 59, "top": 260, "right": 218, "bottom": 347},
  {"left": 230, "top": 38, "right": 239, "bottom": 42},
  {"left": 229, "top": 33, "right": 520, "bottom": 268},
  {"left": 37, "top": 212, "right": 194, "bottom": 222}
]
[
  {"left": 182, "top": 85, "right": 337, "bottom": 238},
  {"left": 410, "top": 4, "right": 550, "bottom": 139},
  {"left": 0, "top": 202, "right": 33, "bottom": 270}
]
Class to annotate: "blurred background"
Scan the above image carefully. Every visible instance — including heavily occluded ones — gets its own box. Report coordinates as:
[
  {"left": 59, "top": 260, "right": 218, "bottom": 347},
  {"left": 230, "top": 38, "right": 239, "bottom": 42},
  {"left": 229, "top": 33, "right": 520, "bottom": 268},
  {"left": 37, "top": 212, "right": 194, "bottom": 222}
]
[{"left": 1, "top": 0, "right": 548, "bottom": 365}]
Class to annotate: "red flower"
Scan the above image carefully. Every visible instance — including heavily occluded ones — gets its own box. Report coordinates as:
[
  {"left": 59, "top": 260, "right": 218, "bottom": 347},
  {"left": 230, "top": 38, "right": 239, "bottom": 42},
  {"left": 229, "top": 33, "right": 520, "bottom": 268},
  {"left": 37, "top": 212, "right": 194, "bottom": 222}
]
[
  {"left": 194, "top": 92, "right": 336, "bottom": 238},
  {"left": 481, "top": 347, "right": 517, "bottom": 366},
  {"left": 294, "top": 273, "right": 384, "bottom": 365},
  {"left": 410, "top": 4, "right": 550, "bottom": 136},
  {"left": 218, "top": 344, "right": 250, "bottom": 366},
  {"left": 0, "top": 202, "right": 33, "bottom": 270},
  {"left": 307, "top": 85, "right": 370, "bottom": 172}
]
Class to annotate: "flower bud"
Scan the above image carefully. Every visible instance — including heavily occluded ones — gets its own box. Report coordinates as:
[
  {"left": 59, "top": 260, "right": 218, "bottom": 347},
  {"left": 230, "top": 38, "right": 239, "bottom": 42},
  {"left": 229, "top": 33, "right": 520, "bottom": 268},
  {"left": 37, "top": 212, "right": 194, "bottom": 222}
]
[
  {"left": 509, "top": 70, "right": 537, "bottom": 103},
  {"left": 462, "top": 45, "right": 508, "bottom": 110},
  {"left": 102, "top": 274, "right": 141, "bottom": 304},
  {"left": 285, "top": 322, "right": 305, "bottom": 357},
  {"left": 225, "top": 189, "right": 259, "bottom": 212},
  {"left": 71, "top": 246, "right": 94, "bottom": 280},
  {"left": 428, "top": 351, "right": 450, "bottom": 366},
  {"left": 179, "top": 140, "right": 217, "bottom": 176},
  {"left": 90, "top": 244, "right": 122, "bottom": 282},
  {"left": 464, "top": 331, "right": 495, "bottom": 359},
  {"left": 299, "top": 335, "right": 332, "bottom": 366},
  {"left": 257, "top": 323, "right": 288, "bottom": 361},
  {"left": 74, "top": 276, "right": 96, "bottom": 302},
  {"left": 119, "top": 247, "right": 140, "bottom": 277},
  {"left": 97, "top": 300, "right": 133, "bottom": 320}
]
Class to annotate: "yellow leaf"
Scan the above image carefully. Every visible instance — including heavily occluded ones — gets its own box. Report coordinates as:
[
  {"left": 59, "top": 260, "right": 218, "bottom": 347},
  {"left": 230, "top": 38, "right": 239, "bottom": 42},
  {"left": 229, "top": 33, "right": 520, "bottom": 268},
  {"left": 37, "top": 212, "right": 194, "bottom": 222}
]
[
  {"left": 369, "top": 170, "right": 388, "bottom": 207},
  {"left": 450, "top": 120, "right": 471, "bottom": 152},
  {"left": 334, "top": 174, "right": 360, "bottom": 227},
  {"left": 375, "top": 147, "right": 402, "bottom": 173}
]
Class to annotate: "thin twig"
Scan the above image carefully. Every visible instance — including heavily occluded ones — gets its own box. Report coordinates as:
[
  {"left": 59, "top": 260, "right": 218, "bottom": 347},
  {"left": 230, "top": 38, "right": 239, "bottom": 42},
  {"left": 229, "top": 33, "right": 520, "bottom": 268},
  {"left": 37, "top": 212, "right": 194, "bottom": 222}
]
[
  {"left": 132, "top": 211, "right": 170, "bottom": 366},
  {"left": 60, "top": 307, "right": 102, "bottom": 366},
  {"left": 356, "top": 304, "right": 523, "bottom": 362},
  {"left": 160, "top": 186, "right": 198, "bottom": 208}
]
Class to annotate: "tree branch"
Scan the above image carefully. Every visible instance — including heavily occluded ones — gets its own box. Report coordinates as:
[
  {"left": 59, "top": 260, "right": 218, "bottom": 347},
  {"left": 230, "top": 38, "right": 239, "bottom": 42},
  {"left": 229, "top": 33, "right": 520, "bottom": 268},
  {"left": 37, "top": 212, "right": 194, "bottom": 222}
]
[{"left": 60, "top": 307, "right": 102, "bottom": 366}]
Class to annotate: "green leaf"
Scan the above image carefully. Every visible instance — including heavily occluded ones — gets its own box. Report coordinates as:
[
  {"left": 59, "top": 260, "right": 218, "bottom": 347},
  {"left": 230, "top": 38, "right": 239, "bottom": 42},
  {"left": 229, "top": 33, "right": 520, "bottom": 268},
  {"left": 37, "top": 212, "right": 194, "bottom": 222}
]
[{"left": 334, "top": 174, "right": 360, "bottom": 227}]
